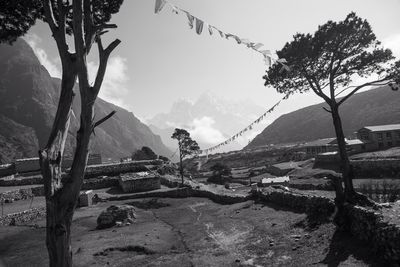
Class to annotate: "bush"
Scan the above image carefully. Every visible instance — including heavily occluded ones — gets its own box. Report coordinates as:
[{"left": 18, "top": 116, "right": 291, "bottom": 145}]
[{"left": 207, "top": 163, "right": 232, "bottom": 185}]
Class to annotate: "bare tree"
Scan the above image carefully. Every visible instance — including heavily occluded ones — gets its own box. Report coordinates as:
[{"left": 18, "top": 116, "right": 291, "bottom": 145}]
[{"left": 1, "top": 0, "right": 123, "bottom": 265}]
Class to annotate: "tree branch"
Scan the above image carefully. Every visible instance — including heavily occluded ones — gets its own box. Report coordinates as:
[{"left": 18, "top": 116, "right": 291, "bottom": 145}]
[
  {"left": 72, "top": 0, "right": 90, "bottom": 89},
  {"left": 43, "top": 0, "right": 58, "bottom": 33},
  {"left": 337, "top": 78, "right": 392, "bottom": 106},
  {"left": 93, "top": 37, "right": 121, "bottom": 94},
  {"left": 56, "top": 0, "right": 67, "bottom": 40},
  {"left": 84, "top": 0, "right": 95, "bottom": 53},
  {"left": 322, "top": 107, "right": 332, "bottom": 113},
  {"left": 92, "top": 110, "right": 116, "bottom": 130}
]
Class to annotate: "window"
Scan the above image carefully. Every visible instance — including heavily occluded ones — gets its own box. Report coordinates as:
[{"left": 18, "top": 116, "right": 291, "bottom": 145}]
[
  {"left": 360, "top": 133, "right": 369, "bottom": 140},
  {"left": 377, "top": 133, "right": 383, "bottom": 141},
  {"left": 361, "top": 144, "right": 366, "bottom": 150},
  {"left": 397, "top": 131, "right": 400, "bottom": 139},
  {"left": 378, "top": 142, "right": 384, "bottom": 148},
  {"left": 397, "top": 141, "right": 400, "bottom": 146},
  {"left": 388, "top": 141, "right": 393, "bottom": 147},
  {"left": 386, "top": 132, "right": 392, "bottom": 139}
]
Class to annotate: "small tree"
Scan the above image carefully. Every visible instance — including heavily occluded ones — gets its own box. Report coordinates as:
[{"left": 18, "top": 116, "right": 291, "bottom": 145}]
[
  {"left": 1, "top": 0, "right": 123, "bottom": 265},
  {"left": 171, "top": 128, "right": 200, "bottom": 185},
  {"left": 264, "top": 12, "right": 399, "bottom": 205}
]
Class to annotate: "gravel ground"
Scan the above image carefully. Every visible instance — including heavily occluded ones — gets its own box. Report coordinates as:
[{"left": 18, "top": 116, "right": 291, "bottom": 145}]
[{"left": 0, "top": 197, "right": 384, "bottom": 267}]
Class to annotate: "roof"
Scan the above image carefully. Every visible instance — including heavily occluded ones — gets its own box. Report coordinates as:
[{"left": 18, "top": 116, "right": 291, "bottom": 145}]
[
  {"left": 302, "top": 138, "right": 336, "bottom": 147},
  {"left": 361, "top": 124, "right": 400, "bottom": 132},
  {"left": 262, "top": 176, "right": 290, "bottom": 184},
  {"left": 15, "top": 157, "right": 39, "bottom": 162},
  {"left": 119, "top": 171, "right": 157, "bottom": 181},
  {"left": 345, "top": 139, "right": 364, "bottom": 145}
]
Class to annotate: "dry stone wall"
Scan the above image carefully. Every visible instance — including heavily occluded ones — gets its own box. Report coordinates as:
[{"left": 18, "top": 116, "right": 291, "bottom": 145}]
[
  {"left": 0, "top": 207, "right": 46, "bottom": 226},
  {"left": 351, "top": 159, "right": 400, "bottom": 178},
  {"left": 345, "top": 204, "right": 400, "bottom": 264}
]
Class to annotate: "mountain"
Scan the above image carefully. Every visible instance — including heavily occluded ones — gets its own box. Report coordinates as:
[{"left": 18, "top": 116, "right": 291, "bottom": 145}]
[
  {"left": 148, "top": 92, "right": 266, "bottom": 152},
  {"left": 246, "top": 86, "right": 400, "bottom": 148},
  {"left": 0, "top": 38, "right": 171, "bottom": 163}
]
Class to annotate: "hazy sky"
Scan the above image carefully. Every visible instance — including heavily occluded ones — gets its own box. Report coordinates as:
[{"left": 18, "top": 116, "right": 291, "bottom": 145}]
[{"left": 26, "top": 0, "right": 400, "bottom": 122}]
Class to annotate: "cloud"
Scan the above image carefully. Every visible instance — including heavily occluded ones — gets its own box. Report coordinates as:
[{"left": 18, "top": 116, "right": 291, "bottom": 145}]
[
  {"left": 87, "top": 56, "right": 130, "bottom": 108},
  {"left": 188, "top": 117, "right": 226, "bottom": 145},
  {"left": 383, "top": 33, "right": 400, "bottom": 60},
  {"left": 24, "top": 34, "right": 61, "bottom": 78}
]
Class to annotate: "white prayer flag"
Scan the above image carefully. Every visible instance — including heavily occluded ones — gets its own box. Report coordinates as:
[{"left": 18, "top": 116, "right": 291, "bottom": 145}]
[{"left": 155, "top": 0, "right": 166, "bottom": 14}]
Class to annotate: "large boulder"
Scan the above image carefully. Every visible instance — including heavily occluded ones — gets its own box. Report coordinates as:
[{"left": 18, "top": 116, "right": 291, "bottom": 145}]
[{"left": 97, "top": 205, "right": 136, "bottom": 229}]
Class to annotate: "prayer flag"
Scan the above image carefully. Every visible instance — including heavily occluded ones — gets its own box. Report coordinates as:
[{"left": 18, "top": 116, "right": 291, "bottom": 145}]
[
  {"left": 208, "top": 25, "right": 213, "bottom": 35},
  {"left": 186, "top": 12, "right": 194, "bottom": 29},
  {"left": 253, "top": 43, "right": 264, "bottom": 49},
  {"left": 155, "top": 0, "right": 166, "bottom": 14},
  {"left": 195, "top": 18, "right": 204, "bottom": 34}
]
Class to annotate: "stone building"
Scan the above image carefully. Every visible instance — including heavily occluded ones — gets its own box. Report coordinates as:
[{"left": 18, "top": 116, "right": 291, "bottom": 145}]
[
  {"left": 15, "top": 158, "right": 40, "bottom": 173},
  {"left": 119, "top": 171, "right": 161, "bottom": 193},
  {"left": 356, "top": 124, "right": 400, "bottom": 151},
  {"left": 302, "top": 137, "right": 365, "bottom": 157}
]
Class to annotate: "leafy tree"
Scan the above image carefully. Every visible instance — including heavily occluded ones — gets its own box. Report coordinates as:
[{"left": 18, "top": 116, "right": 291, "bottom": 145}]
[
  {"left": 132, "top": 146, "right": 158, "bottom": 160},
  {"left": 171, "top": 128, "right": 200, "bottom": 185},
  {"left": 1, "top": 0, "right": 123, "bottom": 265},
  {"left": 158, "top": 155, "right": 170, "bottom": 162},
  {"left": 207, "top": 162, "right": 232, "bottom": 185},
  {"left": 264, "top": 12, "right": 399, "bottom": 205}
]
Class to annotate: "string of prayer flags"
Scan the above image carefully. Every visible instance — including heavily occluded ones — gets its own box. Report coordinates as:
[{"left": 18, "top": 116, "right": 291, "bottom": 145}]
[
  {"left": 198, "top": 94, "right": 289, "bottom": 155},
  {"left": 154, "top": 0, "right": 290, "bottom": 69}
]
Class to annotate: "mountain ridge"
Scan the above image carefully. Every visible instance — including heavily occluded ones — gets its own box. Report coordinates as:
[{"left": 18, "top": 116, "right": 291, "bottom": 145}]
[
  {"left": 246, "top": 86, "right": 400, "bottom": 148},
  {"left": 0, "top": 38, "right": 171, "bottom": 163}
]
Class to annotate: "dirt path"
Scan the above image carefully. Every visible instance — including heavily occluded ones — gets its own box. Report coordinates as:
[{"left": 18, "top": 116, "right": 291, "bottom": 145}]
[{"left": 0, "top": 197, "right": 384, "bottom": 266}]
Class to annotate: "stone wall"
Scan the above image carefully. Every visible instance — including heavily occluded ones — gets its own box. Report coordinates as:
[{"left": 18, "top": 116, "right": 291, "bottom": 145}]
[
  {"left": 81, "top": 177, "right": 119, "bottom": 190},
  {"left": 15, "top": 158, "right": 41, "bottom": 173},
  {"left": 351, "top": 159, "right": 400, "bottom": 178},
  {"left": 84, "top": 160, "right": 162, "bottom": 179},
  {"left": 0, "top": 175, "right": 43, "bottom": 186},
  {"left": 0, "top": 186, "right": 44, "bottom": 202},
  {"left": 119, "top": 175, "right": 161, "bottom": 193},
  {"left": 0, "top": 164, "right": 15, "bottom": 178},
  {"left": 256, "top": 187, "right": 336, "bottom": 218},
  {"left": 345, "top": 204, "right": 400, "bottom": 264},
  {"left": 0, "top": 207, "right": 46, "bottom": 226},
  {"left": 0, "top": 160, "right": 163, "bottom": 187},
  {"left": 255, "top": 187, "right": 400, "bottom": 264}
]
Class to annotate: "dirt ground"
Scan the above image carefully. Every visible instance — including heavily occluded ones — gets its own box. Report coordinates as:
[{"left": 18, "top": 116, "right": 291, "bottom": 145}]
[{"left": 0, "top": 197, "right": 385, "bottom": 267}]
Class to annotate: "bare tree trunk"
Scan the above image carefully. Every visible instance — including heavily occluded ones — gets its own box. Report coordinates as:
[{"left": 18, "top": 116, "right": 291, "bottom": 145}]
[
  {"left": 38, "top": 1, "right": 121, "bottom": 265},
  {"left": 330, "top": 105, "right": 355, "bottom": 200},
  {"left": 179, "top": 153, "right": 184, "bottom": 185},
  {"left": 39, "top": 64, "right": 77, "bottom": 267}
]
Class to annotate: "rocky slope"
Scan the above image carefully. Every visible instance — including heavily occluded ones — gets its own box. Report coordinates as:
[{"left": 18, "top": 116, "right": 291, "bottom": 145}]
[{"left": 0, "top": 38, "right": 171, "bottom": 163}]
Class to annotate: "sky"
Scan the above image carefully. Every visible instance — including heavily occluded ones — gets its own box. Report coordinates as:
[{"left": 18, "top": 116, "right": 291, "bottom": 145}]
[{"left": 25, "top": 0, "right": 400, "bottom": 124}]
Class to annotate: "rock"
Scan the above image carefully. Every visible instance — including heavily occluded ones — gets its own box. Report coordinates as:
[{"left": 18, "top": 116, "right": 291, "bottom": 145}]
[
  {"left": 97, "top": 212, "right": 115, "bottom": 229},
  {"left": 97, "top": 205, "right": 136, "bottom": 229}
]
